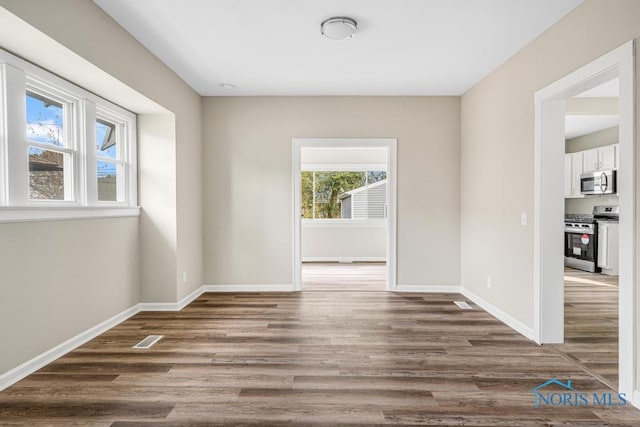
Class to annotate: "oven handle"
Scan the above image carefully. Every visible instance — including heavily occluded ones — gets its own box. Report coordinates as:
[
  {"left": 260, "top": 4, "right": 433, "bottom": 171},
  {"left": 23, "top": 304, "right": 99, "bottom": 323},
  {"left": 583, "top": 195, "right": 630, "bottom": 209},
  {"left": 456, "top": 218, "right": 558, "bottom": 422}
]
[{"left": 565, "top": 229, "right": 595, "bottom": 235}]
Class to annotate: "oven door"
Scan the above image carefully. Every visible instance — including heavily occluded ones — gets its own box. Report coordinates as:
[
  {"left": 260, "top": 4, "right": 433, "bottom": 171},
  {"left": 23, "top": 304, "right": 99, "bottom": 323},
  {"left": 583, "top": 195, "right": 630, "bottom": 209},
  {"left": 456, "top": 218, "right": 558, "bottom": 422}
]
[{"left": 565, "top": 229, "right": 596, "bottom": 262}]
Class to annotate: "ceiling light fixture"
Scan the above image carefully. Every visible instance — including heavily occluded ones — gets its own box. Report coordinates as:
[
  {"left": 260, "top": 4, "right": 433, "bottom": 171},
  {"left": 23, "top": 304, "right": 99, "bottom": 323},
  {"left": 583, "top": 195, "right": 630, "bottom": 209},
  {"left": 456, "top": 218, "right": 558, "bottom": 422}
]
[
  {"left": 219, "top": 83, "right": 236, "bottom": 90},
  {"left": 321, "top": 17, "right": 358, "bottom": 40}
]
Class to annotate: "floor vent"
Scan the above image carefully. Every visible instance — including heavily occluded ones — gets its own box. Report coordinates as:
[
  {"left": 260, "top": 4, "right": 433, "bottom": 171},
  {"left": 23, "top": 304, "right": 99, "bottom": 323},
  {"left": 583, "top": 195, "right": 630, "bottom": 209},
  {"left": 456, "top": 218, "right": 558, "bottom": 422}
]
[
  {"left": 454, "top": 301, "right": 473, "bottom": 310},
  {"left": 132, "top": 335, "right": 163, "bottom": 349}
]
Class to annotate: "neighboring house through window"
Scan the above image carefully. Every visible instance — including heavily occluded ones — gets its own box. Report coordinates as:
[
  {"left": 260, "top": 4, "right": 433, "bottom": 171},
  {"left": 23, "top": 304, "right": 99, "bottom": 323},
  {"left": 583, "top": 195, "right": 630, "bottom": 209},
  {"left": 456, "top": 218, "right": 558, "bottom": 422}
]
[{"left": 301, "top": 169, "right": 386, "bottom": 220}]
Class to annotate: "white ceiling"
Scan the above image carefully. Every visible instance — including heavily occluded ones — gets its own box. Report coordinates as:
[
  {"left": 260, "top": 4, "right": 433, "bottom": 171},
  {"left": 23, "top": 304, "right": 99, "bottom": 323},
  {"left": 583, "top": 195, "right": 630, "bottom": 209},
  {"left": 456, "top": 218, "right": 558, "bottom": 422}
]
[
  {"left": 93, "top": 0, "right": 583, "bottom": 96},
  {"left": 565, "top": 115, "right": 618, "bottom": 140}
]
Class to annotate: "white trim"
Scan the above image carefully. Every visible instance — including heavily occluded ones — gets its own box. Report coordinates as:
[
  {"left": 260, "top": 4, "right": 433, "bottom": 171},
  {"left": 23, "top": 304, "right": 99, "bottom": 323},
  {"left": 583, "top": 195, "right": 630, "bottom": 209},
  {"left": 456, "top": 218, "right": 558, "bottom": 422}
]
[
  {"left": 633, "top": 390, "right": 640, "bottom": 410},
  {"left": 139, "top": 285, "right": 204, "bottom": 311},
  {"left": 301, "top": 163, "right": 387, "bottom": 171},
  {"left": 0, "top": 206, "right": 140, "bottom": 222},
  {"left": 533, "top": 40, "right": 636, "bottom": 398},
  {"left": 462, "top": 288, "right": 536, "bottom": 341},
  {"left": 302, "top": 219, "right": 386, "bottom": 228},
  {"left": 0, "top": 47, "right": 137, "bottom": 209},
  {"left": 293, "top": 138, "right": 398, "bottom": 292},
  {"left": 0, "top": 303, "right": 140, "bottom": 392},
  {"left": 203, "top": 284, "right": 296, "bottom": 292},
  {"left": 302, "top": 257, "right": 386, "bottom": 263},
  {"left": 395, "top": 284, "right": 462, "bottom": 293}
]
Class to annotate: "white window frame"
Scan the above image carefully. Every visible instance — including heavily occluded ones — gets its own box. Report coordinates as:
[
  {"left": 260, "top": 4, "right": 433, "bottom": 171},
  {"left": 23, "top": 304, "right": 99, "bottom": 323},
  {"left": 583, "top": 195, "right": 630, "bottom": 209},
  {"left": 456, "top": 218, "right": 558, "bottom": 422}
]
[
  {"left": 300, "top": 164, "right": 387, "bottom": 227},
  {"left": 0, "top": 48, "right": 138, "bottom": 223},
  {"left": 25, "top": 80, "right": 80, "bottom": 205}
]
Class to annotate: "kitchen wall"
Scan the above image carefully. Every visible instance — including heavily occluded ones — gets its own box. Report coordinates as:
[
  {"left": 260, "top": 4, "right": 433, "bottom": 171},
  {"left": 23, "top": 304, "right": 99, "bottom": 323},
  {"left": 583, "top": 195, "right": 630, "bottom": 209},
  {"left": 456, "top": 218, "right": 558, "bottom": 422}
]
[
  {"left": 0, "top": 0, "right": 202, "bottom": 377},
  {"left": 565, "top": 126, "right": 619, "bottom": 214},
  {"left": 460, "top": 0, "right": 640, "bottom": 391},
  {"left": 565, "top": 126, "right": 618, "bottom": 153},
  {"left": 203, "top": 96, "right": 460, "bottom": 287}
]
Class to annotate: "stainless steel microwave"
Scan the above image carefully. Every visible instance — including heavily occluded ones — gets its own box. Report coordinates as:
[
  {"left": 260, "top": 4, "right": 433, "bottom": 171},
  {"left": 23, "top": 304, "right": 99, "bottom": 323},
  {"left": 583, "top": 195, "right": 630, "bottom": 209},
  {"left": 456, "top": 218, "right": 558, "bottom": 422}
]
[{"left": 581, "top": 170, "right": 616, "bottom": 195}]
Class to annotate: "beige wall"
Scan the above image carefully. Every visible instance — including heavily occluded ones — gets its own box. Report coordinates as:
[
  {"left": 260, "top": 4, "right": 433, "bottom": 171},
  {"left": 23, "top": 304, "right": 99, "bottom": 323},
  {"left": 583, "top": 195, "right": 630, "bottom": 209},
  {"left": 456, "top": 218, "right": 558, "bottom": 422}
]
[
  {"left": 0, "top": 218, "right": 139, "bottom": 373},
  {"left": 0, "top": 0, "right": 203, "bottom": 302},
  {"left": 0, "top": 0, "right": 202, "bottom": 377},
  {"left": 203, "top": 97, "right": 460, "bottom": 286},
  {"left": 302, "top": 226, "right": 386, "bottom": 260},
  {"left": 460, "top": 0, "right": 640, "bottom": 388}
]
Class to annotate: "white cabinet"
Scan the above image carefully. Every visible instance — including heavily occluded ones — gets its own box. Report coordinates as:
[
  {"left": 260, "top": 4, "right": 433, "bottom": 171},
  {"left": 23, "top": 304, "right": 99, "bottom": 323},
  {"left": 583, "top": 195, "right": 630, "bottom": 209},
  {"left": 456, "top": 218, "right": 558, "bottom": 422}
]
[
  {"left": 564, "top": 152, "right": 584, "bottom": 198},
  {"left": 600, "top": 145, "right": 616, "bottom": 170},
  {"left": 583, "top": 148, "right": 599, "bottom": 173},
  {"left": 582, "top": 145, "right": 617, "bottom": 173},
  {"left": 564, "top": 154, "right": 572, "bottom": 197},
  {"left": 597, "top": 222, "right": 619, "bottom": 276}
]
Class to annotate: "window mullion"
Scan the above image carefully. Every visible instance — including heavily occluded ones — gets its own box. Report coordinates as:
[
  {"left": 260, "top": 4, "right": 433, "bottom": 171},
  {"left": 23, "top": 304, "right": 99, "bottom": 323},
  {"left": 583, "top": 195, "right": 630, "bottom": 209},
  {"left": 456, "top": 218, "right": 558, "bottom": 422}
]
[
  {"left": 5, "top": 64, "right": 28, "bottom": 205},
  {"left": 84, "top": 101, "right": 97, "bottom": 205},
  {"left": 312, "top": 171, "right": 316, "bottom": 219}
]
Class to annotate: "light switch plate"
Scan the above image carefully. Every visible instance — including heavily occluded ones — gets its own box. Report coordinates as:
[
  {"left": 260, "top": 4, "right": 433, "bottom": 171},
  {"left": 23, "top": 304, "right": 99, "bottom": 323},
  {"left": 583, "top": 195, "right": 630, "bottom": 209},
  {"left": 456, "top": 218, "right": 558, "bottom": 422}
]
[{"left": 521, "top": 212, "right": 528, "bottom": 226}]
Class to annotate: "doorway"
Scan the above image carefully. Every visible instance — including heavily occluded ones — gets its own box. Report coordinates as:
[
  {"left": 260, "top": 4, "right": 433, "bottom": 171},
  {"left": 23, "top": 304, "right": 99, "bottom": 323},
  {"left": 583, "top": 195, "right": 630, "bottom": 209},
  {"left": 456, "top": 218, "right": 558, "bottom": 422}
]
[
  {"left": 534, "top": 41, "right": 635, "bottom": 397},
  {"left": 556, "top": 79, "right": 621, "bottom": 388},
  {"left": 292, "top": 138, "right": 397, "bottom": 291}
]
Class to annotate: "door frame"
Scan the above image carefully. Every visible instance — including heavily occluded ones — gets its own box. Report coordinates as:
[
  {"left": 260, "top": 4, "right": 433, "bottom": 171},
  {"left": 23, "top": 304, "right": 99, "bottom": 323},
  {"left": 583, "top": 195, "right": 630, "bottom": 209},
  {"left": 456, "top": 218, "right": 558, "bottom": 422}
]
[
  {"left": 292, "top": 138, "right": 398, "bottom": 291},
  {"left": 533, "top": 41, "right": 636, "bottom": 397}
]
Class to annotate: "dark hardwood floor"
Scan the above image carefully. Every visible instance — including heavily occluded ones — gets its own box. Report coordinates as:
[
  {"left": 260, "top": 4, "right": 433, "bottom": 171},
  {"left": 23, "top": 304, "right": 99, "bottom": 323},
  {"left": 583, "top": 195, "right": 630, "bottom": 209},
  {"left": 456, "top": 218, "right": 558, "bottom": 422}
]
[
  {"left": 0, "top": 288, "right": 638, "bottom": 425},
  {"left": 549, "top": 267, "right": 620, "bottom": 390}
]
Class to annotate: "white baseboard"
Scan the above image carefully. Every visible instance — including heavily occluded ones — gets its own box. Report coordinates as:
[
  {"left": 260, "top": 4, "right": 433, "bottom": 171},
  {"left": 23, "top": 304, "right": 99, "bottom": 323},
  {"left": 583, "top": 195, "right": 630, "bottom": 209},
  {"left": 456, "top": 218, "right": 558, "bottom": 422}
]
[
  {"left": 632, "top": 390, "right": 640, "bottom": 410},
  {"left": 0, "top": 304, "right": 140, "bottom": 392},
  {"left": 302, "top": 257, "right": 386, "bottom": 263},
  {"left": 203, "top": 284, "right": 296, "bottom": 292},
  {"left": 0, "top": 286, "right": 209, "bottom": 392},
  {"left": 394, "top": 284, "right": 462, "bottom": 293},
  {"left": 461, "top": 287, "right": 536, "bottom": 341},
  {"left": 139, "top": 286, "right": 204, "bottom": 311}
]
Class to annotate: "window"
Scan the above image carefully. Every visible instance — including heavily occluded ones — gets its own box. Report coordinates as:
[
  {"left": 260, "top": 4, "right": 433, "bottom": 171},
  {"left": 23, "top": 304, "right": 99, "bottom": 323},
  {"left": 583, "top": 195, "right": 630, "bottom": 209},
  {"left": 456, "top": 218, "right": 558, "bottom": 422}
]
[
  {"left": 0, "top": 48, "right": 138, "bottom": 221},
  {"left": 26, "top": 90, "right": 73, "bottom": 201},
  {"left": 301, "top": 170, "right": 387, "bottom": 220}
]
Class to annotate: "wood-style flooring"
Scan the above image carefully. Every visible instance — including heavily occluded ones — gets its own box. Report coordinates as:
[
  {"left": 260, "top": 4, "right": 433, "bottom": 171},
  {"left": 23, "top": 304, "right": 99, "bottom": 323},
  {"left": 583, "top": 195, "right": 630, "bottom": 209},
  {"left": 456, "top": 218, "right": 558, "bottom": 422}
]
[
  {"left": 0, "top": 282, "right": 638, "bottom": 424},
  {"left": 549, "top": 267, "right": 620, "bottom": 390},
  {"left": 302, "top": 262, "right": 386, "bottom": 291}
]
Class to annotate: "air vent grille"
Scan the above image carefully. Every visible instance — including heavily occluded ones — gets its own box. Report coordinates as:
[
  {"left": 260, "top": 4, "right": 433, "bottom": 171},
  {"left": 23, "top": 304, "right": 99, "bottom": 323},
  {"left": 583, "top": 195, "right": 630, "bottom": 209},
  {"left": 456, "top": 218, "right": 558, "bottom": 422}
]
[
  {"left": 454, "top": 301, "right": 473, "bottom": 310},
  {"left": 132, "top": 335, "right": 163, "bottom": 349}
]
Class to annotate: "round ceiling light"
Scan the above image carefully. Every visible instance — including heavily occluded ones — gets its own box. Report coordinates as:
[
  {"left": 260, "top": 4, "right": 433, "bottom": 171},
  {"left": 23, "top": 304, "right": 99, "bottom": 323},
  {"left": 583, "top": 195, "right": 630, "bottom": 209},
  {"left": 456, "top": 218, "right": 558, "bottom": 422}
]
[
  {"left": 219, "top": 83, "right": 236, "bottom": 90},
  {"left": 321, "top": 17, "right": 358, "bottom": 40}
]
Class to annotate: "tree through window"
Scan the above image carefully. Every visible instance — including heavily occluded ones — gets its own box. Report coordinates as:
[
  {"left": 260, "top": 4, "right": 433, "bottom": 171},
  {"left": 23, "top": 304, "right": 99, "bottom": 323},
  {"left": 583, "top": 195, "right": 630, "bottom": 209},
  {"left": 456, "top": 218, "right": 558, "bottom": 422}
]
[{"left": 301, "top": 170, "right": 387, "bottom": 219}]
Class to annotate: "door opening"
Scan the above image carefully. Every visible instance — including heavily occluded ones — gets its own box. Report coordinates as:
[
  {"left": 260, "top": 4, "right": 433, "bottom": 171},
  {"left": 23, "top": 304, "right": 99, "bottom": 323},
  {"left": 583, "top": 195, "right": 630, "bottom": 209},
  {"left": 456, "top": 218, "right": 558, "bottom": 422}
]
[
  {"left": 534, "top": 41, "right": 635, "bottom": 398},
  {"left": 292, "top": 138, "right": 397, "bottom": 291}
]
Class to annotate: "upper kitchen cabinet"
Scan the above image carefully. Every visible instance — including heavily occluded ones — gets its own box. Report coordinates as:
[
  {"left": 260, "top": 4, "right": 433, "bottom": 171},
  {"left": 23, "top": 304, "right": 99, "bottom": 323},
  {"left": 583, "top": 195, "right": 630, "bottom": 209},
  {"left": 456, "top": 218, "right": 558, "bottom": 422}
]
[
  {"left": 582, "top": 144, "right": 617, "bottom": 173},
  {"left": 564, "top": 151, "right": 584, "bottom": 198}
]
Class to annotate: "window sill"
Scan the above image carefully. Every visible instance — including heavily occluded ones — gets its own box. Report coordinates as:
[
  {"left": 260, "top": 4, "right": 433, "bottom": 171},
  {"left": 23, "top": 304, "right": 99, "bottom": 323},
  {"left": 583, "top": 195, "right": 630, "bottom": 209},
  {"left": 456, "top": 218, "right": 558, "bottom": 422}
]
[
  {"left": 302, "top": 219, "right": 386, "bottom": 228},
  {"left": 0, "top": 206, "right": 141, "bottom": 223}
]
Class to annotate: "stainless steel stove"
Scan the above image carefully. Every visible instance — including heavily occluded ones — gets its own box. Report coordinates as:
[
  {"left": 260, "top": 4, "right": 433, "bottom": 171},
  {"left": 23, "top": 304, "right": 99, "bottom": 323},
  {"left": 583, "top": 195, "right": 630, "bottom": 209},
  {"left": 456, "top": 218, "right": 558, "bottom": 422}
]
[
  {"left": 564, "top": 206, "right": 620, "bottom": 273},
  {"left": 564, "top": 214, "right": 597, "bottom": 272}
]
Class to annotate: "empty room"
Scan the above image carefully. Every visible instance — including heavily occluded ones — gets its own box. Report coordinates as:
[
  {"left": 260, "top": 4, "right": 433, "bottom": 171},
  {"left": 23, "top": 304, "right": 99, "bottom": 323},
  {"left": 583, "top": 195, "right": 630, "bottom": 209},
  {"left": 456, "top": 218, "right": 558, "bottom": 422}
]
[{"left": 1, "top": 0, "right": 640, "bottom": 425}]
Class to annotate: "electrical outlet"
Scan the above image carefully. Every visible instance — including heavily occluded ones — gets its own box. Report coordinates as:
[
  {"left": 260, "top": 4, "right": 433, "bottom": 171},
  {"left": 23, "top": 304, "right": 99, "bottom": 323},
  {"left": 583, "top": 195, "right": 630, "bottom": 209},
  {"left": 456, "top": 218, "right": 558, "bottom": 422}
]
[
  {"left": 182, "top": 271, "right": 187, "bottom": 283},
  {"left": 486, "top": 276, "right": 492, "bottom": 289}
]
